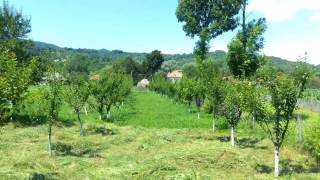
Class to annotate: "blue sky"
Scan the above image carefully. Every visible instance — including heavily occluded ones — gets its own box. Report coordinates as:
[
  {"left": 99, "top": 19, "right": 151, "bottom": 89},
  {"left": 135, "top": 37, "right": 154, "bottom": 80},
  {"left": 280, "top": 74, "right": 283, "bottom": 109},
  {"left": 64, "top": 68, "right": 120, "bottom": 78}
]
[{"left": 8, "top": 0, "right": 320, "bottom": 65}]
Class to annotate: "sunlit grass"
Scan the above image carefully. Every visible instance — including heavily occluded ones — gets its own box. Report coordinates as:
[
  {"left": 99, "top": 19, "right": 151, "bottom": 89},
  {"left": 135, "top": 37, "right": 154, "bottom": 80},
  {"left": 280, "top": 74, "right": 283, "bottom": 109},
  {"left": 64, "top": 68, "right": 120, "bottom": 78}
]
[{"left": 0, "top": 89, "right": 318, "bottom": 179}]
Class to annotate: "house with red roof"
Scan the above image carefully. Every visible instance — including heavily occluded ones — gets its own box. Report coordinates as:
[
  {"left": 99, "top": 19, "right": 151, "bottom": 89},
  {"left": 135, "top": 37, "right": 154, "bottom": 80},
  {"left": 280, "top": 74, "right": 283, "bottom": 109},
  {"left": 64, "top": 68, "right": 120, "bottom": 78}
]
[{"left": 167, "top": 70, "right": 183, "bottom": 83}]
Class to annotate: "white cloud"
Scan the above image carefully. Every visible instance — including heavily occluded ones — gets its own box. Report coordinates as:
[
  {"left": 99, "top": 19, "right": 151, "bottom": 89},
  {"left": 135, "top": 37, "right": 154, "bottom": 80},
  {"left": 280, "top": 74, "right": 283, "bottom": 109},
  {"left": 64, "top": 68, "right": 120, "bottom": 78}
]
[
  {"left": 309, "top": 13, "right": 320, "bottom": 21},
  {"left": 248, "top": 0, "right": 320, "bottom": 23},
  {"left": 263, "top": 41, "right": 320, "bottom": 65}
]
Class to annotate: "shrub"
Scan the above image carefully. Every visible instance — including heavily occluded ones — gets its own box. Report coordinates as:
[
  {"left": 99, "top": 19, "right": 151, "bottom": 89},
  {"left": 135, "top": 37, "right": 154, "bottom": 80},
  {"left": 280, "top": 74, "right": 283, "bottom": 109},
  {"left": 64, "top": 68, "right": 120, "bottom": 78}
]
[{"left": 304, "top": 123, "right": 320, "bottom": 164}]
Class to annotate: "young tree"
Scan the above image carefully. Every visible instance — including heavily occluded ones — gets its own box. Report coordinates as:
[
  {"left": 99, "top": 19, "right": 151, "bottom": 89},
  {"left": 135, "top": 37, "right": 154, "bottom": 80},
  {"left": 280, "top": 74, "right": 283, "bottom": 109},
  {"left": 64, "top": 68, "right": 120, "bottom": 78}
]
[
  {"left": 292, "top": 54, "right": 315, "bottom": 143},
  {"left": 221, "top": 80, "right": 246, "bottom": 146},
  {"left": 150, "top": 72, "right": 168, "bottom": 95},
  {"left": 0, "top": 50, "right": 38, "bottom": 122},
  {"left": 206, "top": 76, "right": 226, "bottom": 131},
  {"left": 177, "top": 78, "right": 195, "bottom": 113},
  {"left": 66, "top": 75, "right": 90, "bottom": 136},
  {"left": 0, "top": 50, "right": 16, "bottom": 122},
  {"left": 251, "top": 71, "right": 302, "bottom": 177},
  {"left": 42, "top": 66, "right": 64, "bottom": 156},
  {"left": 176, "top": 0, "right": 241, "bottom": 64},
  {"left": 0, "top": 2, "right": 40, "bottom": 122},
  {"left": 92, "top": 69, "right": 132, "bottom": 120},
  {"left": 193, "top": 79, "right": 205, "bottom": 119}
]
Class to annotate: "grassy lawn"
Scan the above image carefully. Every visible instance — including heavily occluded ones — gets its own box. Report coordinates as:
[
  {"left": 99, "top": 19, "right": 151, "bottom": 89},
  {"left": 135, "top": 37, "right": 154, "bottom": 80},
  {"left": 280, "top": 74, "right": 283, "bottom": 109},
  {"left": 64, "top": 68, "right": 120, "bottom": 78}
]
[
  {"left": 112, "top": 90, "right": 216, "bottom": 129},
  {"left": 0, "top": 89, "right": 319, "bottom": 179}
]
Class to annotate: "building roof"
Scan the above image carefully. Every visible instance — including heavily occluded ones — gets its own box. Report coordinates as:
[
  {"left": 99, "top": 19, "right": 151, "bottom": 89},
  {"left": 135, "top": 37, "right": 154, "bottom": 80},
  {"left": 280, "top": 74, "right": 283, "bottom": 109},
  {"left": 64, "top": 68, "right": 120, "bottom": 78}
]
[{"left": 167, "top": 70, "right": 183, "bottom": 78}]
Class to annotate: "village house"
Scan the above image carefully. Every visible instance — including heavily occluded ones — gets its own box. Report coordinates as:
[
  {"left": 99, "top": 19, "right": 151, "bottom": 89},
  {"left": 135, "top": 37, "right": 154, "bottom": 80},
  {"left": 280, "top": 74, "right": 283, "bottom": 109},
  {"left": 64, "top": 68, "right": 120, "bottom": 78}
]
[{"left": 167, "top": 70, "right": 183, "bottom": 83}]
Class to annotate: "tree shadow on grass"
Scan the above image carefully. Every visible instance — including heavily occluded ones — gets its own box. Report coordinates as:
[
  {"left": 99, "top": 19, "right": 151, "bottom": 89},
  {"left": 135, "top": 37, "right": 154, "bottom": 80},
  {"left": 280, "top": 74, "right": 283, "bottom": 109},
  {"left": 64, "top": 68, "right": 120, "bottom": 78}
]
[
  {"left": 216, "top": 136, "right": 230, "bottom": 142},
  {"left": 56, "top": 118, "right": 75, "bottom": 128},
  {"left": 280, "top": 159, "right": 320, "bottom": 176},
  {"left": 93, "top": 127, "right": 117, "bottom": 136},
  {"left": 237, "top": 138, "right": 268, "bottom": 149},
  {"left": 216, "top": 136, "right": 268, "bottom": 149},
  {"left": 255, "top": 159, "right": 320, "bottom": 176},
  {"left": 255, "top": 164, "right": 273, "bottom": 174},
  {"left": 12, "top": 114, "right": 76, "bottom": 128},
  {"left": 53, "top": 142, "right": 102, "bottom": 158},
  {"left": 29, "top": 172, "right": 57, "bottom": 180},
  {"left": 12, "top": 114, "right": 47, "bottom": 127},
  {"left": 280, "top": 159, "right": 305, "bottom": 175}
]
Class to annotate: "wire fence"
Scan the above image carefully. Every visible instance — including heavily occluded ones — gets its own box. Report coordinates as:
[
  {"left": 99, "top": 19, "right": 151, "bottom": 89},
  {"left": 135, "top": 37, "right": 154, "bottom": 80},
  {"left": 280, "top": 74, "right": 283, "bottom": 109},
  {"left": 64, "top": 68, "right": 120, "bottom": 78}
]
[{"left": 298, "top": 99, "right": 320, "bottom": 112}]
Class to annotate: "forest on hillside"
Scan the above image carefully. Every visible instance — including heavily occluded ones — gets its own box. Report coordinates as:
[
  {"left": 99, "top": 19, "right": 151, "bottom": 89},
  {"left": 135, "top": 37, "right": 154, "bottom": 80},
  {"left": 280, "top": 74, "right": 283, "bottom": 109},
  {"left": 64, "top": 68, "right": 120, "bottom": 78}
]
[{"left": 35, "top": 41, "right": 320, "bottom": 72}]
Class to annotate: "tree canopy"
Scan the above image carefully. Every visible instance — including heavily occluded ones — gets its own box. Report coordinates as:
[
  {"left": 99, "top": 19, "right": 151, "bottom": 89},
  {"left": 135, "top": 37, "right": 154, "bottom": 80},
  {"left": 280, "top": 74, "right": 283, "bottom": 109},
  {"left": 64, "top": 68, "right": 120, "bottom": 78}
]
[{"left": 176, "top": 0, "right": 242, "bottom": 63}]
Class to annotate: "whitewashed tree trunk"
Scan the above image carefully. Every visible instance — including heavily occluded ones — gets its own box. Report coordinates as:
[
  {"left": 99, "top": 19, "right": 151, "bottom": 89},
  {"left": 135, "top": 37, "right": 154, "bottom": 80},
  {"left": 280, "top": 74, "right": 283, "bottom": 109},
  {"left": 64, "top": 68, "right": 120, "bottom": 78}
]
[
  {"left": 274, "top": 146, "right": 280, "bottom": 177},
  {"left": 84, "top": 107, "right": 88, "bottom": 116},
  {"left": 212, "top": 118, "right": 215, "bottom": 132},
  {"left": 197, "top": 112, "right": 200, "bottom": 119},
  {"left": 231, "top": 127, "right": 235, "bottom": 146},
  {"left": 252, "top": 116, "right": 256, "bottom": 129},
  {"left": 107, "top": 110, "right": 111, "bottom": 119},
  {"left": 297, "top": 113, "right": 303, "bottom": 144}
]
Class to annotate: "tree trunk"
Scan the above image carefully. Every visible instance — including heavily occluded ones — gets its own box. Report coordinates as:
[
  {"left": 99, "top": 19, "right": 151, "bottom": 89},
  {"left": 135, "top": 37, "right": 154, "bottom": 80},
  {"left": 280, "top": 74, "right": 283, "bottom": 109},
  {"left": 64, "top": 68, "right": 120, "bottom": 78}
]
[
  {"left": 84, "top": 106, "right": 88, "bottom": 116},
  {"left": 274, "top": 114, "right": 281, "bottom": 177},
  {"left": 107, "top": 110, "right": 111, "bottom": 119},
  {"left": 231, "top": 127, "right": 235, "bottom": 146},
  {"left": 297, "top": 112, "right": 303, "bottom": 144},
  {"left": 212, "top": 118, "right": 215, "bottom": 132},
  {"left": 197, "top": 112, "right": 200, "bottom": 120},
  {"left": 188, "top": 102, "right": 191, "bottom": 113},
  {"left": 274, "top": 145, "right": 280, "bottom": 177},
  {"left": 252, "top": 116, "right": 256, "bottom": 129},
  {"left": 77, "top": 110, "right": 84, "bottom": 136},
  {"left": 242, "top": 0, "right": 247, "bottom": 49},
  {"left": 105, "top": 105, "right": 111, "bottom": 120},
  {"left": 48, "top": 124, "right": 52, "bottom": 156},
  {"left": 80, "top": 120, "right": 84, "bottom": 136}
]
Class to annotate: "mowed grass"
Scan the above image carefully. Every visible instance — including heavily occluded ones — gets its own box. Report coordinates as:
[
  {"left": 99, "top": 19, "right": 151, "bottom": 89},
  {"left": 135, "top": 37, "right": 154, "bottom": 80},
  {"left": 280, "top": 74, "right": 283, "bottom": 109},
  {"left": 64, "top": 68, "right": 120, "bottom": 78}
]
[
  {"left": 0, "top": 123, "right": 319, "bottom": 179},
  {"left": 0, "top": 89, "right": 319, "bottom": 179},
  {"left": 113, "top": 90, "right": 222, "bottom": 129}
]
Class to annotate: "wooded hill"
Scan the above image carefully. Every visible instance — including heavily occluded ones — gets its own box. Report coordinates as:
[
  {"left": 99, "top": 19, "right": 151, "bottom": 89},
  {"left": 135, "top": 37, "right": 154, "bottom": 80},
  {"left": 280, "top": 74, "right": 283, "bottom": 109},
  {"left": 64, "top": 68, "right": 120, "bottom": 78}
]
[{"left": 34, "top": 41, "right": 320, "bottom": 75}]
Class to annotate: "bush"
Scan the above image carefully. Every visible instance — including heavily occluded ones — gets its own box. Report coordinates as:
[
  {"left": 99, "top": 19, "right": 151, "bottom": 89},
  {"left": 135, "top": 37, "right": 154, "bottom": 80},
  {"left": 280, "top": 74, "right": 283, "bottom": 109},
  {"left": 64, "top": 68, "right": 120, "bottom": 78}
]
[{"left": 304, "top": 123, "right": 320, "bottom": 164}]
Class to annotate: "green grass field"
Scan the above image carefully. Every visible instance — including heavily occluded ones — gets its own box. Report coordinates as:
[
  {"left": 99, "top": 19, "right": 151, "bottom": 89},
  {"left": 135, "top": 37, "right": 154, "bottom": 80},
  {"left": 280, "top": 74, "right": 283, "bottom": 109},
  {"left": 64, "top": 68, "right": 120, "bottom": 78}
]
[
  {"left": 0, "top": 90, "right": 319, "bottom": 179},
  {"left": 112, "top": 90, "right": 216, "bottom": 128}
]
